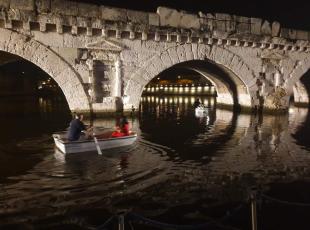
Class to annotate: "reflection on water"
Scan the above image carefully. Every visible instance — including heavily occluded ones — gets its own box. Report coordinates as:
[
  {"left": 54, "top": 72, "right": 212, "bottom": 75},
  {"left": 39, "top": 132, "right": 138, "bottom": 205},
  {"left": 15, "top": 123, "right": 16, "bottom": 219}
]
[{"left": 1, "top": 95, "right": 310, "bottom": 229}]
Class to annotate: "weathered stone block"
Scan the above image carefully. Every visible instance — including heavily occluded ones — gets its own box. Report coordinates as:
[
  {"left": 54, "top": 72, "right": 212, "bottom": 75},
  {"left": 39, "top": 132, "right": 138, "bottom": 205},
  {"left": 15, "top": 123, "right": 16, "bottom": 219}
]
[
  {"left": 59, "top": 15, "right": 71, "bottom": 26},
  {"left": 76, "top": 16, "right": 90, "bottom": 27},
  {"left": 152, "top": 56, "right": 165, "bottom": 73},
  {"left": 51, "top": 0, "right": 77, "bottom": 16},
  {"left": 101, "top": 6, "right": 126, "bottom": 22},
  {"left": 148, "top": 13, "right": 159, "bottom": 26},
  {"left": 34, "top": 31, "right": 64, "bottom": 47},
  {"left": 191, "top": 43, "right": 198, "bottom": 59},
  {"left": 198, "top": 11, "right": 206, "bottom": 18},
  {"left": 280, "top": 28, "right": 289, "bottom": 38},
  {"left": 296, "top": 30, "right": 308, "bottom": 40},
  {"left": 261, "top": 20, "right": 271, "bottom": 35},
  {"left": 206, "top": 13, "right": 215, "bottom": 19},
  {"left": 160, "top": 51, "right": 172, "bottom": 68},
  {"left": 226, "top": 20, "right": 236, "bottom": 32},
  {"left": 23, "top": 21, "right": 30, "bottom": 30},
  {"left": 10, "top": 0, "right": 34, "bottom": 11},
  {"left": 207, "top": 18, "right": 216, "bottom": 30},
  {"left": 91, "top": 18, "right": 102, "bottom": 28},
  {"left": 198, "top": 17, "right": 208, "bottom": 30},
  {"left": 236, "top": 22, "right": 250, "bottom": 33},
  {"left": 167, "top": 46, "right": 179, "bottom": 64},
  {"left": 39, "top": 22, "right": 46, "bottom": 31},
  {"left": 176, "top": 45, "right": 186, "bottom": 62},
  {"left": 157, "top": 6, "right": 181, "bottom": 28},
  {"left": 7, "top": 8, "right": 21, "bottom": 20},
  {"left": 58, "top": 47, "right": 78, "bottom": 63},
  {"left": 145, "top": 61, "right": 158, "bottom": 77},
  {"left": 212, "top": 30, "right": 229, "bottom": 38},
  {"left": 0, "top": 0, "right": 10, "bottom": 8},
  {"left": 215, "top": 19, "right": 225, "bottom": 31},
  {"left": 215, "top": 13, "right": 231, "bottom": 21},
  {"left": 184, "top": 43, "right": 194, "bottom": 60},
  {"left": 180, "top": 13, "right": 200, "bottom": 29},
  {"left": 20, "top": 10, "right": 36, "bottom": 21},
  {"left": 251, "top": 18, "right": 262, "bottom": 35},
  {"left": 236, "top": 16, "right": 249, "bottom": 23},
  {"left": 272, "top": 21, "right": 280, "bottom": 37},
  {"left": 67, "top": 15, "right": 77, "bottom": 25},
  {"left": 288, "top": 29, "right": 297, "bottom": 39},
  {"left": 35, "top": 0, "right": 50, "bottom": 13},
  {"left": 197, "top": 44, "right": 210, "bottom": 59},
  {"left": 77, "top": 2, "right": 99, "bottom": 18},
  {"left": 127, "top": 9, "right": 148, "bottom": 24},
  {"left": 295, "top": 39, "right": 309, "bottom": 47}
]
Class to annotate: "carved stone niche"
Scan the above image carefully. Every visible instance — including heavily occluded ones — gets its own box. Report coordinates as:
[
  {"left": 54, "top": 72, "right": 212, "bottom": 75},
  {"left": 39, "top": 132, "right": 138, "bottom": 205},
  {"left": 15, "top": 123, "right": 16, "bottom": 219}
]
[
  {"left": 260, "top": 50, "right": 287, "bottom": 72},
  {"left": 86, "top": 38, "right": 124, "bottom": 103},
  {"left": 260, "top": 50, "right": 286, "bottom": 87},
  {"left": 86, "top": 37, "right": 124, "bottom": 62},
  {"left": 93, "top": 60, "right": 110, "bottom": 101}
]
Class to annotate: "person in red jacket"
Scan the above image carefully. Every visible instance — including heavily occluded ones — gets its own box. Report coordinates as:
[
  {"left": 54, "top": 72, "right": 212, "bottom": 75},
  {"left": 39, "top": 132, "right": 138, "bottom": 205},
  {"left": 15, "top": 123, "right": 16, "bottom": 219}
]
[
  {"left": 120, "top": 116, "right": 130, "bottom": 136},
  {"left": 111, "top": 116, "right": 130, "bottom": 138},
  {"left": 111, "top": 126, "right": 124, "bottom": 137}
]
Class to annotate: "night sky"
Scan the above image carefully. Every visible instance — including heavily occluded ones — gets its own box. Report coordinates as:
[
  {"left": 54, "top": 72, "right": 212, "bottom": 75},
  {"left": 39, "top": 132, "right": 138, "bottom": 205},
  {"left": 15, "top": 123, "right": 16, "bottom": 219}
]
[{"left": 72, "top": 0, "right": 310, "bottom": 30}]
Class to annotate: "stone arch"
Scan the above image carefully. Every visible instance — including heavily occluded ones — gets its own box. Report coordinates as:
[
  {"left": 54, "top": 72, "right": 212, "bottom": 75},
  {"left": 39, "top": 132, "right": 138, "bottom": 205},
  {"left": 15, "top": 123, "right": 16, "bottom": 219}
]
[
  {"left": 287, "top": 57, "right": 310, "bottom": 107},
  {"left": 293, "top": 81, "right": 309, "bottom": 107},
  {"left": 286, "top": 57, "right": 310, "bottom": 93},
  {"left": 124, "top": 43, "right": 257, "bottom": 111},
  {"left": 188, "top": 67, "right": 234, "bottom": 107},
  {"left": 0, "top": 28, "right": 90, "bottom": 112}
]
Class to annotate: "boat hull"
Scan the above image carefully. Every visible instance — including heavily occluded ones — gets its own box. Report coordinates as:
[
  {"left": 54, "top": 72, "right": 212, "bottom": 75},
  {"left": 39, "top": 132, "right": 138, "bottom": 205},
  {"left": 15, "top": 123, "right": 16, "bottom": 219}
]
[
  {"left": 53, "top": 132, "right": 137, "bottom": 154},
  {"left": 195, "top": 106, "right": 208, "bottom": 117}
]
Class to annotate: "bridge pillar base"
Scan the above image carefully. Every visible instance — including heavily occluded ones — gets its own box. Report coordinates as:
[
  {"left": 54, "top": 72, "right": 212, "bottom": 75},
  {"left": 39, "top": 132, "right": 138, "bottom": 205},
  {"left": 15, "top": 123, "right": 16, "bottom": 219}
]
[
  {"left": 217, "top": 103, "right": 255, "bottom": 114},
  {"left": 90, "top": 97, "right": 123, "bottom": 117},
  {"left": 294, "top": 102, "right": 310, "bottom": 108},
  {"left": 261, "top": 107, "right": 289, "bottom": 114}
]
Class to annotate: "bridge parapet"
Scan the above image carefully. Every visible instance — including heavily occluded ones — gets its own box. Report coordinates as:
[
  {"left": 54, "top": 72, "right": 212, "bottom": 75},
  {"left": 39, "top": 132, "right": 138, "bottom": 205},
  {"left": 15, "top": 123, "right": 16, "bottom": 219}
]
[{"left": 0, "top": 0, "right": 309, "bottom": 53}]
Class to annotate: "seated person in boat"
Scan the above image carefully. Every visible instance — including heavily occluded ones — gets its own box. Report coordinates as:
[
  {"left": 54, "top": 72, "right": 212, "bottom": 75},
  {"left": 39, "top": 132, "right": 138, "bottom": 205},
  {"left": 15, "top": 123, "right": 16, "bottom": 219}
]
[
  {"left": 67, "top": 113, "right": 92, "bottom": 141},
  {"left": 111, "top": 116, "right": 130, "bottom": 138},
  {"left": 121, "top": 116, "right": 130, "bottom": 136},
  {"left": 111, "top": 125, "right": 124, "bottom": 138}
]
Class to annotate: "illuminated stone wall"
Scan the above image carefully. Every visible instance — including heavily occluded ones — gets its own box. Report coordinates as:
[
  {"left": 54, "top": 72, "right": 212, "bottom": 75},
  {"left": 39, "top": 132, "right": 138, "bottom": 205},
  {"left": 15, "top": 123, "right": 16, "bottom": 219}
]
[{"left": 0, "top": 0, "right": 309, "bottom": 114}]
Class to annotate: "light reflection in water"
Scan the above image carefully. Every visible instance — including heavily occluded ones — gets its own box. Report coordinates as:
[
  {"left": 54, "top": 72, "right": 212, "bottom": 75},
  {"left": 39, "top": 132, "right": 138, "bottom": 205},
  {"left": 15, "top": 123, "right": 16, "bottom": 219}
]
[{"left": 1, "top": 95, "right": 310, "bottom": 229}]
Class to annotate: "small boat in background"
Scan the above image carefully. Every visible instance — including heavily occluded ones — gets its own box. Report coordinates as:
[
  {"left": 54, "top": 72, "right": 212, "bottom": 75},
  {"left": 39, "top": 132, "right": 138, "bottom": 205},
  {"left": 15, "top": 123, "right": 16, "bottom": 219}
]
[
  {"left": 195, "top": 105, "right": 209, "bottom": 117},
  {"left": 53, "top": 130, "right": 137, "bottom": 154}
]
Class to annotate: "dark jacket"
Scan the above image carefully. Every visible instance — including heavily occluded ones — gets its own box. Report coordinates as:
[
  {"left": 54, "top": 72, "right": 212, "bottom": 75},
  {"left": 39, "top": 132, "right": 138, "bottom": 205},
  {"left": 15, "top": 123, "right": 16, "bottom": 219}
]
[{"left": 67, "top": 119, "right": 86, "bottom": 141}]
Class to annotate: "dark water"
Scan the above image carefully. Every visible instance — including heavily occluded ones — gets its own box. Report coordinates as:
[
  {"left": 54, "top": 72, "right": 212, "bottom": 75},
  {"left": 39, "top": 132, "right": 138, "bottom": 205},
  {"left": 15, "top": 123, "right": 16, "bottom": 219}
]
[{"left": 1, "top": 95, "right": 310, "bottom": 230}]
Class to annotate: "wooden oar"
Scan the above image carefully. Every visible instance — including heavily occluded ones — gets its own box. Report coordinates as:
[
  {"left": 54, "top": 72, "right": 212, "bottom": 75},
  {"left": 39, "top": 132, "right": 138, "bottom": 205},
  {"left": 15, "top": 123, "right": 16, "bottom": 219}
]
[
  {"left": 89, "top": 118, "right": 103, "bottom": 155},
  {"left": 93, "top": 132, "right": 103, "bottom": 155}
]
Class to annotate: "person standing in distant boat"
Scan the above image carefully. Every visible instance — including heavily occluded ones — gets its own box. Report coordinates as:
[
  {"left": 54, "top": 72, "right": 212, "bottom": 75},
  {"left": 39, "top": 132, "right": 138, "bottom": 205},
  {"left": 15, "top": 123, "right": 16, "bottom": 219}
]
[
  {"left": 67, "top": 113, "right": 92, "bottom": 141},
  {"left": 194, "top": 98, "right": 201, "bottom": 108},
  {"left": 131, "top": 105, "right": 136, "bottom": 117}
]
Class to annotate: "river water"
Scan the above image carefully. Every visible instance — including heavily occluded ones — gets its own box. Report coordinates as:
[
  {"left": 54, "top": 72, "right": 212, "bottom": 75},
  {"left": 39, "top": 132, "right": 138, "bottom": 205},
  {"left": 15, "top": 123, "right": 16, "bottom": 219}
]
[{"left": 1, "top": 95, "right": 310, "bottom": 230}]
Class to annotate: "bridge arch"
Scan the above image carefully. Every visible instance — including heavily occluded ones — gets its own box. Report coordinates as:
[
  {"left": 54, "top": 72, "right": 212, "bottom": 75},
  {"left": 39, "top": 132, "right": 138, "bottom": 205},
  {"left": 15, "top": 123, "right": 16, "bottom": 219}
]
[
  {"left": 0, "top": 28, "right": 90, "bottom": 113},
  {"left": 293, "top": 80, "right": 309, "bottom": 107},
  {"left": 286, "top": 56, "right": 310, "bottom": 107},
  {"left": 124, "top": 43, "right": 257, "bottom": 111}
]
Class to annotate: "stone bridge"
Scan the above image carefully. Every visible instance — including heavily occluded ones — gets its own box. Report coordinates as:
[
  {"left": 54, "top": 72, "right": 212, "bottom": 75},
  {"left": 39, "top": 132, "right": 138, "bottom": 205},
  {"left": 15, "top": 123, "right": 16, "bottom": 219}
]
[{"left": 1, "top": 0, "right": 310, "bottom": 115}]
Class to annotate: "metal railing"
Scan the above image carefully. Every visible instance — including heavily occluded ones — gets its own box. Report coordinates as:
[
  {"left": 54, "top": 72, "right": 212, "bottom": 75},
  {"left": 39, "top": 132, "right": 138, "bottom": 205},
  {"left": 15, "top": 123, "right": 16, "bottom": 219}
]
[{"left": 89, "top": 187, "right": 310, "bottom": 230}]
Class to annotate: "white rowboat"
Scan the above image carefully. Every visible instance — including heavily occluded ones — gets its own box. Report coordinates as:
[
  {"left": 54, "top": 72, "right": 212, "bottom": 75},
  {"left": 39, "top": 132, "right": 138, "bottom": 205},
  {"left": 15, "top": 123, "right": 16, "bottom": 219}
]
[
  {"left": 195, "top": 105, "right": 209, "bottom": 117},
  {"left": 53, "top": 131, "right": 137, "bottom": 154}
]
